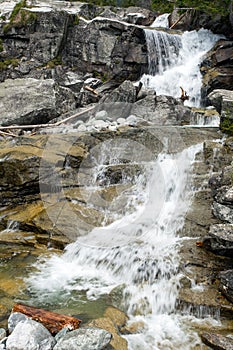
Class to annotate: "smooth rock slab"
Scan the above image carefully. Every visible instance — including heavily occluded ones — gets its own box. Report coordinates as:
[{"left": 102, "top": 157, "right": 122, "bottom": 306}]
[
  {"left": 201, "top": 332, "right": 233, "bottom": 350},
  {"left": 6, "top": 319, "right": 55, "bottom": 350},
  {"left": 219, "top": 270, "right": 233, "bottom": 303},
  {"left": 0, "top": 78, "right": 76, "bottom": 126},
  {"left": 53, "top": 327, "right": 112, "bottom": 350}
]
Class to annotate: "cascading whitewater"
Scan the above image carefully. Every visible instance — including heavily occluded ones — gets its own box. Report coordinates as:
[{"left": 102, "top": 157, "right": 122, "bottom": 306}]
[
  {"left": 141, "top": 28, "right": 223, "bottom": 107},
  {"left": 27, "top": 143, "right": 205, "bottom": 349},
  {"left": 144, "top": 30, "right": 181, "bottom": 76}
]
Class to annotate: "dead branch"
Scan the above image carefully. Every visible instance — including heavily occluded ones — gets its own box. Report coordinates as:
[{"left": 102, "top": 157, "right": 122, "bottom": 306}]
[
  {"left": 83, "top": 85, "right": 98, "bottom": 95},
  {"left": 170, "top": 12, "right": 187, "bottom": 29},
  {"left": 0, "top": 106, "right": 95, "bottom": 131},
  {"left": 180, "top": 86, "right": 189, "bottom": 102},
  {"left": 12, "top": 303, "right": 82, "bottom": 334}
]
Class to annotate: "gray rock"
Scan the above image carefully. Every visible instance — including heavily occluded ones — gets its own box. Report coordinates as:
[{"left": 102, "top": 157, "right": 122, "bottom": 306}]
[
  {"left": 53, "top": 327, "right": 112, "bottom": 350},
  {"left": 101, "top": 80, "right": 137, "bottom": 104},
  {"left": 95, "top": 110, "right": 108, "bottom": 120},
  {"left": 202, "top": 224, "right": 233, "bottom": 257},
  {"left": 212, "top": 202, "right": 233, "bottom": 223},
  {"left": 208, "top": 89, "right": 233, "bottom": 116},
  {"left": 126, "top": 115, "right": 138, "bottom": 126},
  {"left": 8, "top": 312, "right": 29, "bottom": 333},
  {"left": 201, "top": 332, "right": 233, "bottom": 350},
  {"left": 0, "top": 78, "right": 76, "bottom": 126},
  {"left": 215, "top": 186, "right": 233, "bottom": 207},
  {"left": 0, "top": 329, "right": 6, "bottom": 341},
  {"left": 131, "top": 94, "right": 193, "bottom": 125},
  {"left": 219, "top": 270, "right": 233, "bottom": 303},
  {"left": 62, "top": 18, "right": 147, "bottom": 83},
  {"left": 6, "top": 319, "right": 55, "bottom": 350}
]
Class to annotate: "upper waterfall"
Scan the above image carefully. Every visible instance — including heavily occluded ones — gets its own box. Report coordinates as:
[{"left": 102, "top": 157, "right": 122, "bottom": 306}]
[{"left": 141, "top": 28, "right": 223, "bottom": 107}]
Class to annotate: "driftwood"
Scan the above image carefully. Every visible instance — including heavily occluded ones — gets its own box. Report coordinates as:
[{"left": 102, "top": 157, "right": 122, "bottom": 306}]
[
  {"left": 83, "top": 85, "right": 98, "bottom": 95},
  {"left": 170, "top": 12, "right": 187, "bottom": 29},
  {"left": 12, "top": 303, "right": 82, "bottom": 334},
  {"left": 180, "top": 86, "right": 189, "bottom": 102},
  {"left": 0, "top": 106, "right": 95, "bottom": 131}
]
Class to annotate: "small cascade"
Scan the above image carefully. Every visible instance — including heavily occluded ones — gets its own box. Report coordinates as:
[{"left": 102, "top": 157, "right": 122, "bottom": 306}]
[
  {"left": 151, "top": 13, "right": 170, "bottom": 28},
  {"left": 142, "top": 28, "right": 223, "bottom": 107},
  {"left": 26, "top": 143, "right": 209, "bottom": 349}
]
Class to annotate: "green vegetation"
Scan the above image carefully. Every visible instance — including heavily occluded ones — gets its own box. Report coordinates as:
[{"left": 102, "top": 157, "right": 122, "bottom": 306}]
[
  {"left": 73, "top": 15, "right": 80, "bottom": 25},
  {"left": 0, "top": 58, "right": 19, "bottom": 71},
  {"left": 0, "top": 39, "right": 3, "bottom": 53},
  {"left": 67, "top": 0, "right": 231, "bottom": 16},
  {"left": 3, "top": 1, "right": 37, "bottom": 33},
  {"left": 93, "top": 70, "right": 109, "bottom": 82},
  {"left": 220, "top": 112, "right": 233, "bottom": 135},
  {"left": 45, "top": 55, "right": 63, "bottom": 69}
]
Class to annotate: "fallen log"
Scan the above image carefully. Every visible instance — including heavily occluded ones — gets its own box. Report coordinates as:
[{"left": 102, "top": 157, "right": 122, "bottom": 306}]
[
  {"left": 0, "top": 106, "right": 95, "bottom": 131},
  {"left": 12, "top": 303, "right": 82, "bottom": 334}
]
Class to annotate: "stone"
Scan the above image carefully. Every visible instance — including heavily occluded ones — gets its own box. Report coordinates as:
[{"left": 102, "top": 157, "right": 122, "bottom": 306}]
[
  {"left": 212, "top": 202, "right": 233, "bottom": 223},
  {"left": 202, "top": 224, "right": 233, "bottom": 257},
  {"left": 8, "top": 312, "right": 29, "bottom": 333},
  {"left": 95, "top": 110, "right": 108, "bottom": 121},
  {"left": 0, "top": 329, "right": 6, "bottom": 341},
  {"left": 126, "top": 115, "right": 138, "bottom": 126},
  {"left": 0, "top": 78, "right": 76, "bottom": 126},
  {"left": 201, "top": 41, "right": 233, "bottom": 95},
  {"left": 6, "top": 319, "right": 56, "bottom": 350},
  {"left": 53, "top": 327, "right": 112, "bottom": 350},
  {"left": 207, "top": 89, "right": 233, "bottom": 116},
  {"left": 122, "top": 7, "right": 156, "bottom": 26},
  {"left": 88, "top": 318, "right": 127, "bottom": 350},
  {"left": 219, "top": 270, "right": 233, "bottom": 303},
  {"left": 101, "top": 80, "right": 137, "bottom": 104},
  {"left": 131, "top": 94, "right": 193, "bottom": 125},
  {"left": 201, "top": 332, "right": 233, "bottom": 350},
  {"left": 103, "top": 307, "right": 128, "bottom": 330}
]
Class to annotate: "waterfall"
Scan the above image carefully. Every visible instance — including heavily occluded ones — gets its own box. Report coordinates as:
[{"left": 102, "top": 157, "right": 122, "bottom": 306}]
[
  {"left": 144, "top": 30, "right": 181, "bottom": 76},
  {"left": 141, "top": 28, "right": 223, "bottom": 107},
  {"left": 26, "top": 143, "right": 207, "bottom": 349},
  {"left": 151, "top": 13, "right": 170, "bottom": 28}
]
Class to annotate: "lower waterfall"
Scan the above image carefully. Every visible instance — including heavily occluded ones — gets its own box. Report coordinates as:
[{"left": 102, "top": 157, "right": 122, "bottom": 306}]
[{"left": 26, "top": 143, "right": 215, "bottom": 349}]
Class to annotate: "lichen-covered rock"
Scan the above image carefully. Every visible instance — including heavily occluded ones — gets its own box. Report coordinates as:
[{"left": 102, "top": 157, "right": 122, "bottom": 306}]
[
  {"left": 0, "top": 78, "right": 76, "bottom": 126},
  {"left": 219, "top": 270, "right": 233, "bottom": 303},
  {"left": 202, "top": 224, "right": 233, "bottom": 257},
  {"left": 6, "top": 319, "right": 56, "bottom": 350},
  {"left": 53, "top": 327, "right": 112, "bottom": 350},
  {"left": 212, "top": 202, "right": 233, "bottom": 223}
]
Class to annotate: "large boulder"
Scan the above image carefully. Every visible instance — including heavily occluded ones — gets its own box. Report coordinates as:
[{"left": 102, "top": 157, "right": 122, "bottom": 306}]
[
  {"left": 0, "top": 78, "right": 76, "bottom": 125},
  {"left": 6, "top": 319, "right": 56, "bottom": 350},
  {"left": 53, "top": 327, "right": 112, "bottom": 350},
  {"left": 201, "top": 41, "right": 233, "bottom": 96},
  {"left": 207, "top": 89, "right": 233, "bottom": 119}
]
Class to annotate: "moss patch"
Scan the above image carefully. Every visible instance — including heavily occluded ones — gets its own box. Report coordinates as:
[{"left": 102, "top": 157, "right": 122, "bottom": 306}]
[{"left": 0, "top": 58, "right": 19, "bottom": 71}]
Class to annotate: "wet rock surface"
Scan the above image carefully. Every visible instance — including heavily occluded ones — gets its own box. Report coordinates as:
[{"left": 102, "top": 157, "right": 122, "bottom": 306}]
[{"left": 201, "top": 332, "right": 233, "bottom": 350}]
